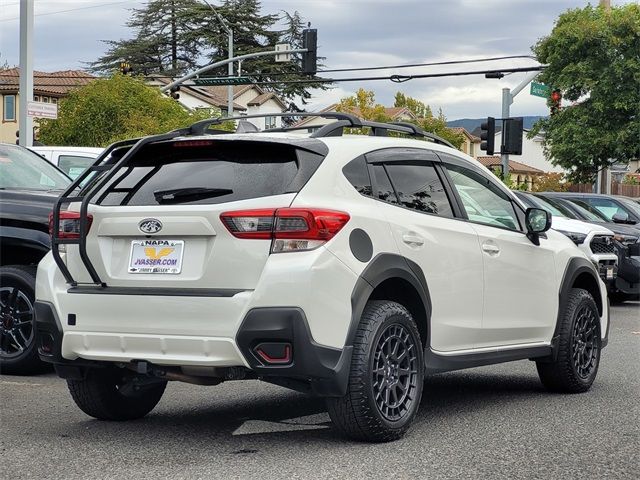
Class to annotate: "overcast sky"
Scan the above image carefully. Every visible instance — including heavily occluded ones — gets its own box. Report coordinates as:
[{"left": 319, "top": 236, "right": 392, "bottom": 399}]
[{"left": 0, "top": 0, "right": 633, "bottom": 119}]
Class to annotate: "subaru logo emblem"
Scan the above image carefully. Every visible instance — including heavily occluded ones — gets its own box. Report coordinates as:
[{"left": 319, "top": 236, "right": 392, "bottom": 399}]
[{"left": 139, "top": 218, "right": 162, "bottom": 234}]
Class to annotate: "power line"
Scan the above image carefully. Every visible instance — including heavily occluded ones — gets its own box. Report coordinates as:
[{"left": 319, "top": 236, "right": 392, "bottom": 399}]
[
  {"left": 10, "top": 66, "right": 544, "bottom": 87},
  {"left": 0, "top": 1, "right": 135, "bottom": 23},
  {"left": 6, "top": 55, "right": 540, "bottom": 80}
]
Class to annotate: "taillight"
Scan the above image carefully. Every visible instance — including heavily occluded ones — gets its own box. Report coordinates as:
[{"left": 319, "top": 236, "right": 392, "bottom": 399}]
[
  {"left": 48, "top": 211, "right": 93, "bottom": 239},
  {"left": 220, "top": 208, "right": 350, "bottom": 253}
]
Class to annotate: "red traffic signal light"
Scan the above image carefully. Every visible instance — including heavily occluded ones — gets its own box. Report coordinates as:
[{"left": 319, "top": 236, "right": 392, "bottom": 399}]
[{"left": 550, "top": 89, "right": 562, "bottom": 115}]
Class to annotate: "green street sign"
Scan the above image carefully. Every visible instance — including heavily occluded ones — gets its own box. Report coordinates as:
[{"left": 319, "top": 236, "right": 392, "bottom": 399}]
[
  {"left": 194, "top": 76, "right": 252, "bottom": 86},
  {"left": 530, "top": 81, "right": 551, "bottom": 98}
]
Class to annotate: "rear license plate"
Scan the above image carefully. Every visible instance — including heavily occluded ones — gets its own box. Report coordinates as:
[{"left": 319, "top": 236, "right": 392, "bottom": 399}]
[{"left": 128, "top": 240, "right": 184, "bottom": 274}]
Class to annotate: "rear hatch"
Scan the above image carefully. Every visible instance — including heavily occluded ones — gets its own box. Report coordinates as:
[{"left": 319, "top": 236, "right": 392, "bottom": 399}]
[{"left": 63, "top": 138, "right": 325, "bottom": 289}]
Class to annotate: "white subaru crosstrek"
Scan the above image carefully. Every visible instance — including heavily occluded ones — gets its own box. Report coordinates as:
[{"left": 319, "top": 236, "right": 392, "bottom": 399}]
[{"left": 36, "top": 113, "right": 609, "bottom": 442}]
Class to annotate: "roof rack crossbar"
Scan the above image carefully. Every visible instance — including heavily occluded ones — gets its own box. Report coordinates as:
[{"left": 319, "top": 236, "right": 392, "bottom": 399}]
[
  {"left": 388, "top": 121, "right": 455, "bottom": 148},
  {"left": 188, "top": 112, "right": 363, "bottom": 136}
]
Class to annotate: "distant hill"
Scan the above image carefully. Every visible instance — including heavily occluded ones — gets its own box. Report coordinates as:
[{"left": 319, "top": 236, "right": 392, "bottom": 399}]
[{"left": 447, "top": 116, "right": 546, "bottom": 134}]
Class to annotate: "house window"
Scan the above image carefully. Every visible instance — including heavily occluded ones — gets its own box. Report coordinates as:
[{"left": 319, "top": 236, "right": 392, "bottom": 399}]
[
  {"left": 34, "top": 95, "right": 41, "bottom": 102},
  {"left": 469, "top": 143, "right": 474, "bottom": 156},
  {"left": 43, "top": 97, "right": 49, "bottom": 103},
  {"left": 265, "top": 116, "right": 277, "bottom": 129},
  {"left": 3, "top": 95, "right": 16, "bottom": 122},
  {"left": 51, "top": 98, "right": 57, "bottom": 104}
]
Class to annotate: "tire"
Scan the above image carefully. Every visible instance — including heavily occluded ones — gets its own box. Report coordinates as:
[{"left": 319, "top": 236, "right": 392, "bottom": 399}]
[
  {"left": 537, "top": 288, "right": 601, "bottom": 393},
  {"left": 0, "top": 265, "right": 44, "bottom": 375},
  {"left": 67, "top": 368, "right": 167, "bottom": 421},
  {"left": 327, "top": 300, "right": 424, "bottom": 442}
]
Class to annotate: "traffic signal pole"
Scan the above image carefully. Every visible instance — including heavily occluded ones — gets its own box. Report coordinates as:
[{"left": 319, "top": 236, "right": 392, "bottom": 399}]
[
  {"left": 160, "top": 48, "right": 309, "bottom": 95},
  {"left": 499, "top": 70, "right": 539, "bottom": 176}
]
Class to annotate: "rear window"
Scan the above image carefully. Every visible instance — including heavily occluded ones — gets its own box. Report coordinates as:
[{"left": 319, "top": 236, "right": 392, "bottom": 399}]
[{"left": 95, "top": 141, "right": 323, "bottom": 206}]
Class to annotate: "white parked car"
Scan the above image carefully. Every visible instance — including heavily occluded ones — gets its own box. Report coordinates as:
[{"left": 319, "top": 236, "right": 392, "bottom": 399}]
[
  {"left": 514, "top": 191, "right": 617, "bottom": 285},
  {"left": 35, "top": 113, "right": 609, "bottom": 442},
  {"left": 30, "top": 146, "right": 102, "bottom": 180}
]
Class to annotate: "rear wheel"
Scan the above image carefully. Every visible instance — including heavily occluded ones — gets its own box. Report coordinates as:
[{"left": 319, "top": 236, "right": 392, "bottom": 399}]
[
  {"left": 537, "top": 288, "right": 601, "bottom": 393},
  {"left": 0, "top": 266, "right": 43, "bottom": 375},
  {"left": 67, "top": 368, "right": 167, "bottom": 420},
  {"left": 327, "top": 300, "right": 424, "bottom": 442}
]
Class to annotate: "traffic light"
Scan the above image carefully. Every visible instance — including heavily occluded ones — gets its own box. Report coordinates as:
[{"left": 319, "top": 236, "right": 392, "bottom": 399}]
[
  {"left": 550, "top": 89, "right": 562, "bottom": 115},
  {"left": 120, "top": 62, "right": 132, "bottom": 75},
  {"left": 302, "top": 29, "right": 317, "bottom": 75},
  {"left": 502, "top": 117, "right": 523, "bottom": 155},
  {"left": 169, "top": 86, "right": 180, "bottom": 100},
  {"left": 480, "top": 117, "right": 496, "bottom": 155}
]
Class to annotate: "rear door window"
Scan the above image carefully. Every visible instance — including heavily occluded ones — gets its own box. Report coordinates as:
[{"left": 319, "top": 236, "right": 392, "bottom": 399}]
[
  {"left": 384, "top": 163, "right": 453, "bottom": 217},
  {"left": 96, "top": 141, "right": 323, "bottom": 206}
]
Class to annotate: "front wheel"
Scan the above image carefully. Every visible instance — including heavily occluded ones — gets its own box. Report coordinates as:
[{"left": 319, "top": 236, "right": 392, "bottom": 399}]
[
  {"left": 327, "top": 300, "right": 424, "bottom": 442},
  {"left": 67, "top": 368, "right": 167, "bottom": 420},
  {"left": 537, "top": 288, "right": 601, "bottom": 393}
]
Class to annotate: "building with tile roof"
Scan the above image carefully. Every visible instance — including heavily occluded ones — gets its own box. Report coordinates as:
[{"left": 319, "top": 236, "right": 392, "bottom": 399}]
[
  {"left": 1, "top": 68, "right": 96, "bottom": 143},
  {"left": 477, "top": 155, "right": 544, "bottom": 190}
]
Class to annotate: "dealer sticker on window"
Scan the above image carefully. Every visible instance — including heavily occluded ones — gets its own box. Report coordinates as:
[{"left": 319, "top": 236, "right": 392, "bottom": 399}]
[{"left": 128, "top": 239, "right": 184, "bottom": 274}]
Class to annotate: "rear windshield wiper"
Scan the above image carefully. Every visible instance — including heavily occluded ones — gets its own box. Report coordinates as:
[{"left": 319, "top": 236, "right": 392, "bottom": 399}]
[{"left": 153, "top": 187, "right": 233, "bottom": 204}]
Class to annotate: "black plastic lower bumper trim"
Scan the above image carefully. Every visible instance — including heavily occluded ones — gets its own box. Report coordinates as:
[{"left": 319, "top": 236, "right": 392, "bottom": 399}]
[{"left": 236, "top": 307, "right": 351, "bottom": 397}]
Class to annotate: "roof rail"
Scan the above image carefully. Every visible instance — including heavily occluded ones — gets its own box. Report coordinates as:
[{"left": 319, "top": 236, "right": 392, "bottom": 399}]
[{"left": 387, "top": 122, "right": 455, "bottom": 148}]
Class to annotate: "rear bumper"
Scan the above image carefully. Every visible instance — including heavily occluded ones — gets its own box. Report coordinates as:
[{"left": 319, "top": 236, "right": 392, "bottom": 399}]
[{"left": 36, "top": 302, "right": 351, "bottom": 396}]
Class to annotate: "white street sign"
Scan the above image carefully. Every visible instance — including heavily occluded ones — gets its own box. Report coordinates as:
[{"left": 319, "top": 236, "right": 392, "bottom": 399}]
[
  {"left": 275, "top": 43, "right": 291, "bottom": 62},
  {"left": 27, "top": 101, "right": 57, "bottom": 119}
]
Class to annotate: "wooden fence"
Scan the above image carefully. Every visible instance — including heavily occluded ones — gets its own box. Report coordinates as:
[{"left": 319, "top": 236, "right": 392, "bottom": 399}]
[{"left": 568, "top": 182, "right": 640, "bottom": 197}]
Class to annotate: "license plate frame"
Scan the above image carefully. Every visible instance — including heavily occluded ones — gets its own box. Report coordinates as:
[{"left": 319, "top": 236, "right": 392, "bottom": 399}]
[{"left": 128, "top": 239, "right": 185, "bottom": 274}]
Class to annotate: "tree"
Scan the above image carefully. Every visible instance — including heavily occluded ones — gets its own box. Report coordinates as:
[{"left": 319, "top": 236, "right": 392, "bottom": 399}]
[
  {"left": 90, "top": 0, "right": 202, "bottom": 77},
  {"left": 530, "top": 4, "right": 640, "bottom": 183},
  {"left": 89, "top": 1, "right": 327, "bottom": 104},
  {"left": 393, "top": 93, "right": 464, "bottom": 149},
  {"left": 336, "top": 88, "right": 391, "bottom": 122},
  {"left": 38, "top": 74, "right": 211, "bottom": 147}
]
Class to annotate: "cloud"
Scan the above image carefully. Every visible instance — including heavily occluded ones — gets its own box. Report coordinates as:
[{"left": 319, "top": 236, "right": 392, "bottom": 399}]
[{"left": 1, "top": 0, "right": 635, "bottom": 119}]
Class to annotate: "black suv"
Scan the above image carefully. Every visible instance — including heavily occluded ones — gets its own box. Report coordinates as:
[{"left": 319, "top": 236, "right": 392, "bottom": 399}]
[{"left": 0, "top": 143, "right": 71, "bottom": 374}]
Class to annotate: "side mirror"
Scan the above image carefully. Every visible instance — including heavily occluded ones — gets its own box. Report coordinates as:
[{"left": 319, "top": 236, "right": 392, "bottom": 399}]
[
  {"left": 525, "top": 207, "right": 551, "bottom": 245},
  {"left": 612, "top": 211, "right": 630, "bottom": 224}
]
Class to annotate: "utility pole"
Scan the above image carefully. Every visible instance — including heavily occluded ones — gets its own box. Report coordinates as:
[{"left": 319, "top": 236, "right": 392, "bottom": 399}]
[
  {"left": 499, "top": 71, "right": 539, "bottom": 177},
  {"left": 18, "top": 0, "right": 34, "bottom": 147},
  {"left": 599, "top": 0, "right": 611, "bottom": 193},
  {"left": 202, "top": 0, "right": 233, "bottom": 116}
]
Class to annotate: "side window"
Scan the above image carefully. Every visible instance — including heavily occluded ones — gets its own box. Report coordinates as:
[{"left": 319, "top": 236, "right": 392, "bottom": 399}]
[
  {"left": 342, "top": 156, "right": 372, "bottom": 196},
  {"left": 384, "top": 163, "right": 453, "bottom": 217},
  {"left": 446, "top": 164, "right": 521, "bottom": 230},
  {"left": 583, "top": 198, "right": 625, "bottom": 220},
  {"left": 371, "top": 164, "right": 400, "bottom": 204},
  {"left": 58, "top": 155, "right": 96, "bottom": 180}
]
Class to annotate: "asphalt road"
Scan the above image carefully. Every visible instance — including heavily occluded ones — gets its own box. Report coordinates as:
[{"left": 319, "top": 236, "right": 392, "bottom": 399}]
[{"left": 1, "top": 303, "right": 638, "bottom": 480}]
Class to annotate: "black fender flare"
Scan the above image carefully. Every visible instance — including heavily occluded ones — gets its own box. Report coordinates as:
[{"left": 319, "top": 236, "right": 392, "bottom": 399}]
[
  {"left": 0, "top": 226, "right": 50, "bottom": 251},
  {"left": 552, "top": 256, "right": 607, "bottom": 353},
  {"left": 347, "top": 253, "right": 432, "bottom": 349}
]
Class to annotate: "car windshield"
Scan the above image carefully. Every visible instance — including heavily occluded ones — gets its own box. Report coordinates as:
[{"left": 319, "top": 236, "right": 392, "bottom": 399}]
[
  {"left": 566, "top": 200, "right": 609, "bottom": 222},
  {"left": 532, "top": 195, "right": 574, "bottom": 218},
  {"left": 0, "top": 144, "right": 71, "bottom": 190}
]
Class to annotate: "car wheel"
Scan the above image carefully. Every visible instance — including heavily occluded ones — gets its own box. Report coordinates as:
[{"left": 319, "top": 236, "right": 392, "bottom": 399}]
[
  {"left": 67, "top": 368, "right": 167, "bottom": 420},
  {"left": 536, "top": 288, "right": 601, "bottom": 393},
  {"left": 327, "top": 300, "right": 424, "bottom": 442},
  {"left": 0, "top": 266, "right": 44, "bottom": 375}
]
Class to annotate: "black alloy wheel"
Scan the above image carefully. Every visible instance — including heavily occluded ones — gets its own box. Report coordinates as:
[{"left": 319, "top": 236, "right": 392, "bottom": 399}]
[
  {"left": 0, "top": 266, "right": 43, "bottom": 375},
  {"left": 572, "top": 305, "right": 599, "bottom": 379},
  {"left": 0, "top": 285, "right": 35, "bottom": 359},
  {"left": 372, "top": 324, "right": 419, "bottom": 422}
]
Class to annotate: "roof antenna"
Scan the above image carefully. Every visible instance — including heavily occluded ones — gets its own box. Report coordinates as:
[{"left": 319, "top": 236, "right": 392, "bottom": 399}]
[{"left": 236, "top": 119, "right": 260, "bottom": 133}]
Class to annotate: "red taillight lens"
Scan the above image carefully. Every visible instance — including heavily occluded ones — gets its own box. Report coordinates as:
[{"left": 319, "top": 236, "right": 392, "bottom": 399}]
[
  {"left": 220, "top": 208, "right": 350, "bottom": 252},
  {"left": 48, "top": 211, "right": 93, "bottom": 239}
]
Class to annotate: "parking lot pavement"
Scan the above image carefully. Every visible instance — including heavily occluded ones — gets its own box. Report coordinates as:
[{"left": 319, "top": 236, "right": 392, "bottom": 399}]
[{"left": 1, "top": 303, "right": 638, "bottom": 480}]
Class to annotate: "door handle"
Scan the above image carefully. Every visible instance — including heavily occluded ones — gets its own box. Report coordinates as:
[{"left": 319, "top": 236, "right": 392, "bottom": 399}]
[
  {"left": 402, "top": 234, "right": 425, "bottom": 246},
  {"left": 481, "top": 243, "right": 500, "bottom": 255}
]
